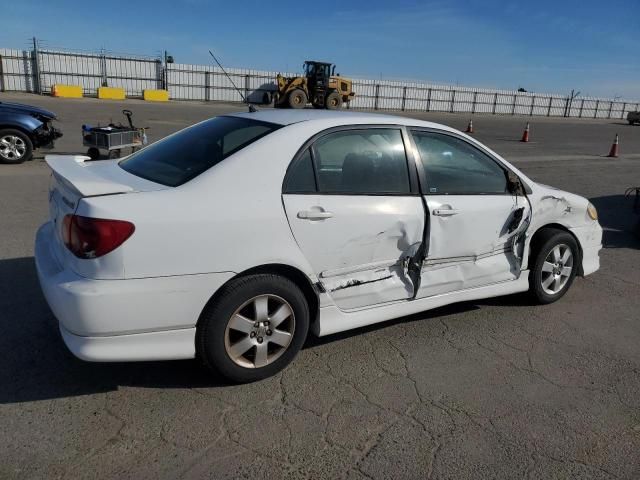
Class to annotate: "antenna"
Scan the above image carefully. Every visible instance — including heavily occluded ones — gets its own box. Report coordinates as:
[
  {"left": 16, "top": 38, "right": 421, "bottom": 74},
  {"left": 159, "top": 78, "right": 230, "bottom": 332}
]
[{"left": 208, "top": 50, "right": 257, "bottom": 112}]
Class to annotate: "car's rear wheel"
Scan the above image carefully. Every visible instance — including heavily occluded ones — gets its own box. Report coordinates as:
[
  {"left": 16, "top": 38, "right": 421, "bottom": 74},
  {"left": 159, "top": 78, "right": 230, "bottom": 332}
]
[
  {"left": 0, "top": 129, "right": 33, "bottom": 164},
  {"left": 198, "top": 274, "right": 309, "bottom": 383},
  {"left": 529, "top": 229, "right": 579, "bottom": 304}
]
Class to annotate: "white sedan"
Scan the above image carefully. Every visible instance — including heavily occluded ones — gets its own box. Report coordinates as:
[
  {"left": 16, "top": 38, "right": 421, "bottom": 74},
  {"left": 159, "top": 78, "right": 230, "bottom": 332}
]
[{"left": 35, "top": 110, "right": 602, "bottom": 382}]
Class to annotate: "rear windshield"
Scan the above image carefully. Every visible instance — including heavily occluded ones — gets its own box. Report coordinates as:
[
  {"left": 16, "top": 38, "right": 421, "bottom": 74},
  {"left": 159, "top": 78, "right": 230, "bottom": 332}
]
[{"left": 119, "top": 116, "right": 281, "bottom": 186}]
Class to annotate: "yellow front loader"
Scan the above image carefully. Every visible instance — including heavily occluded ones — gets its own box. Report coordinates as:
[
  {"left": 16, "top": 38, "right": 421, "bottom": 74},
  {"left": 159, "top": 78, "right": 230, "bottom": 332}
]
[{"left": 274, "top": 61, "right": 355, "bottom": 109}]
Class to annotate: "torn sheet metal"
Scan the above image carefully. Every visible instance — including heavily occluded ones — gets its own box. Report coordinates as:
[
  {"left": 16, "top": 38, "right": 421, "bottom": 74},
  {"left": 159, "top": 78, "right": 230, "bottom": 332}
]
[{"left": 283, "top": 194, "right": 425, "bottom": 310}]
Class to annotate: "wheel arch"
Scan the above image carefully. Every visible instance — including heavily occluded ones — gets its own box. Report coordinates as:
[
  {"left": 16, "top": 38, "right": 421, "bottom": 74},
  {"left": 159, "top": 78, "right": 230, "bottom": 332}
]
[
  {"left": 527, "top": 223, "right": 584, "bottom": 275},
  {"left": 0, "top": 124, "right": 34, "bottom": 141},
  {"left": 196, "top": 263, "right": 320, "bottom": 331}
]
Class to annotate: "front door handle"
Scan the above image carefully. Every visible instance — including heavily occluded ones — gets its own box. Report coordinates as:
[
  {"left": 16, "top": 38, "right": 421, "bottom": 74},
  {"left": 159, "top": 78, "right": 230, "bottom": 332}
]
[
  {"left": 297, "top": 209, "right": 334, "bottom": 220},
  {"left": 433, "top": 208, "right": 460, "bottom": 217}
]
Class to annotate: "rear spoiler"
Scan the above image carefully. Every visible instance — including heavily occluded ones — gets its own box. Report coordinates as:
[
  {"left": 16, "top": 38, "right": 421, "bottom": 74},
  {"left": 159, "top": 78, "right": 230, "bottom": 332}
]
[{"left": 45, "top": 155, "right": 135, "bottom": 197}]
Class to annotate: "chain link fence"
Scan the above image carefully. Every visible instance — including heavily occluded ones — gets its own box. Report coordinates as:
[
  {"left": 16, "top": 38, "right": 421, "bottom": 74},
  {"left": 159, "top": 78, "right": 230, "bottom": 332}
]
[{"left": 1, "top": 43, "right": 639, "bottom": 120}]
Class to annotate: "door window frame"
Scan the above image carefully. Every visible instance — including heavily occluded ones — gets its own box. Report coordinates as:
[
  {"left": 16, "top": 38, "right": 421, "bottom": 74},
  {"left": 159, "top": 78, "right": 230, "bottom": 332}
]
[
  {"left": 407, "top": 128, "right": 529, "bottom": 196},
  {"left": 282, "top": 125, "right": 421, "bottom": 196}
]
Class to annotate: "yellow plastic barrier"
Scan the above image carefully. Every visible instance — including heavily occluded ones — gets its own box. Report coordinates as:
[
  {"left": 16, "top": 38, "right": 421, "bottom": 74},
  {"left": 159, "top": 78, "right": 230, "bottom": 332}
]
[
  {"left": 97, "top": 86, "right": 126, "bottom": 100},
  {"left": 51, "top": 84, "right": 83, "bottom": 98},
  {"left": 143, "top": 89, "right": 169, "bottom": 102}
]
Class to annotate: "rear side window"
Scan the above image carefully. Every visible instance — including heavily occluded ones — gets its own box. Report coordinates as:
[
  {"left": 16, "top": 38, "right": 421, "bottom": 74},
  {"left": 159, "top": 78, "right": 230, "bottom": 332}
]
[
  {"left": 283, "top": 148, "right": 316, "bottom": 193},
  {"left": 312, "top": 129, "right": 411, "bottom": 194},
  {"left": 119, "top": 116, "right": 281, "bottom": 187}
]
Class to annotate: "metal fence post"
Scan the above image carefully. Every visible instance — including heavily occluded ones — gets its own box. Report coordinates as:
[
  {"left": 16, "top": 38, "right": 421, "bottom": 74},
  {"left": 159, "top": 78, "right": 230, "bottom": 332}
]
[
  {"left": 471, "top": 91, "right": 477, "bottom": 114},
  {"left": 374, "top": 84, "right": 380, "bottom": 110},
  {"left": 547, "top": 97, "right": 552, "bottom": 116},
  {"left": 621, "top": 102, "right": 626, "bottom": 119},
  {"left": 100, "top": 48, "right": 108, "bottom": 87},
  {"left": 492, "top": 93, "right": 497, "bottom": 114},
  {"left": 31, "top": 37, "right": 42, "bottom": 94},
  {"left": 512, "top": 94, "right": 517, "bottom": 115},
  {"left": 579, "top": 99, "right": 585, "bottom": 118},
  {"left": 450, "top": 89, "right": 456, "bottom": 113},
  {"left": 529, "top": 95, "right": 535, "bottom": 116},
  {"left": 426, "top": 88, "right": 432, "bottom": 112},
  {"left": 244, "top": 75, "right": 250, "bottom": 103},
  {"left": 0, "top": 53, "right": 4, "bottom": 92},
  {"left": 607, "top": 101, "right": 613, "bottom": 119},
  {"left": 401, "top": 86, "right": 407, "bottom": 111},
  {"left": 594, "top": 99, "right": 599, "bottom": 118},
  {"left": 205, "top": 71, "right": 211, "bottom": 101}
]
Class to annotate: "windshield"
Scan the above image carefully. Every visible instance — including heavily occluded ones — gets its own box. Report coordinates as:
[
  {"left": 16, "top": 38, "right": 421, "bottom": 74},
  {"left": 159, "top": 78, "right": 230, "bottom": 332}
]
[{"left": 119, "top": 116, "right": 281, "bottom": 187}]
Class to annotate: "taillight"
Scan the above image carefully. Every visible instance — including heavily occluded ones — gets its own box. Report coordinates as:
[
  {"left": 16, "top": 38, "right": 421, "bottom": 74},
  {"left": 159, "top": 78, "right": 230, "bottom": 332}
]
[{"left": 62, "top": 215, "right": 135, "bottom": 259}]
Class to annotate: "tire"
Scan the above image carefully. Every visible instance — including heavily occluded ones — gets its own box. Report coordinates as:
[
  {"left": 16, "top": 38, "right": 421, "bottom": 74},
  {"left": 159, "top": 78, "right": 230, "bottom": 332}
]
[
  {"left": 108, "top": 149, "right": 121, "bottom": 159},
  {"left": 87, "top": 147, "right": 100, "bottom": 160},
  {"left": 197, "top": 274, "right": 310, "bottom": 383},
  {"left": 325, "top": 92, "right": 342, "bottom": 110},
  {"left": 288, "top": 89, "right": 307, "bottom": 109},
  {"left": 528, "top": 229, "right": 579, "bottom": 304},
  {"left": 0, "top": 129, "right": 33, "bottom": 164},
  {"left": 629, "top": 120, "right": 634, "bottom": 125}
]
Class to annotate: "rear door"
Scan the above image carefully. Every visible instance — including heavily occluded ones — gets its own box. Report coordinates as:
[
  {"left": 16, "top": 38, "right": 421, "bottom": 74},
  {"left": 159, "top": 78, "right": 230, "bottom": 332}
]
[
  {"left": 409, "top": 130, "right": 530, "bottom": 298},
  {"left": 282, "top": 127, "right": 425, "bottom": 310}
]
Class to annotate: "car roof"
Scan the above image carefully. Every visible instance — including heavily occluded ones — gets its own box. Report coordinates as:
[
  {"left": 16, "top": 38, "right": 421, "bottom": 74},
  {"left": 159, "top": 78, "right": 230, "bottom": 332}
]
[{"left": 227, "top": 108, "right": 449, "bottom": 131}]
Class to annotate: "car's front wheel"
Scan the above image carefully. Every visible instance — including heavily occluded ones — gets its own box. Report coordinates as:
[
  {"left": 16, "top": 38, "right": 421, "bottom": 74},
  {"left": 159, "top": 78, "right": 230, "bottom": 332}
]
[
  {"left": 0, "top": 129, "right": 33, "bottom": 164},
  {"left": 197, "top": 274, "right": 309, "bottom": 383},
  {"left": 529, "top": 229, "right": 579, "bottom": 304}
]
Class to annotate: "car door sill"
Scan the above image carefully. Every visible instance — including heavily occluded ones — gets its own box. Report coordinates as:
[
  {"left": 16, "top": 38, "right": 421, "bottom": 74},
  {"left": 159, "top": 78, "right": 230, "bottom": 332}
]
[
  {"left": 314, "top": 272, "right": 530, "bottom": 336},
  {"left": 319, "top": 258, "right": 399, "bottom": 279}
]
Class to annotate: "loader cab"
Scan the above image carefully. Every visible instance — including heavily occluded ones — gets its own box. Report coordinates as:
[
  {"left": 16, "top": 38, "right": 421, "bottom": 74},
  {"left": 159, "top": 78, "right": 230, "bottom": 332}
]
[{"left": 303, "top": 61, "right": 334, "bottom": 83}]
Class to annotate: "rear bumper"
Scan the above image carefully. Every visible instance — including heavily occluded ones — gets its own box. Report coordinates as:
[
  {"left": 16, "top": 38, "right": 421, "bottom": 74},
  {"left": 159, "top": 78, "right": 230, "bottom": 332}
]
[
  {"left": 569, "top": 222, "right": 603, "bottom": 276},
  {"left": 59, "top": 323, "right": 196, "bottom": 362},
  {"left": 35, "top": 221, "right": 235, "bottom": 361}
]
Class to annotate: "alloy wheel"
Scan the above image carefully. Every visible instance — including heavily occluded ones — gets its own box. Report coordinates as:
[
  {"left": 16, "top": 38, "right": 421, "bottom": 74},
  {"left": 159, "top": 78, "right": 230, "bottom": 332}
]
[
  {"left": 224, "top": 294, "right": 295, "bottom": 369},
  {"left": 0, "top": 135, "right": 27, "bottom": 161},
  {"left": 540, "top": 243, "right": 574, "bottom": 295}
]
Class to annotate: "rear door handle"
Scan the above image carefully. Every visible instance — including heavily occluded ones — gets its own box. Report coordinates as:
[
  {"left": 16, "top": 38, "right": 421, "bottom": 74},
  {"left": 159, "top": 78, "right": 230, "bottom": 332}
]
[
  {"left": 297, "top": 210, "right": 334, "bottom": 220},
  {"left": 433, "top": 208, "right": 460, "bottom": 217}
]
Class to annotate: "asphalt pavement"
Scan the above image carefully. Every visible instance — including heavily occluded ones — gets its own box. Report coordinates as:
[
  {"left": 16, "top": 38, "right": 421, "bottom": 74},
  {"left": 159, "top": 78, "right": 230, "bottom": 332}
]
[{"left": 1, "top": 92, "right": 639, "bottom": 479}]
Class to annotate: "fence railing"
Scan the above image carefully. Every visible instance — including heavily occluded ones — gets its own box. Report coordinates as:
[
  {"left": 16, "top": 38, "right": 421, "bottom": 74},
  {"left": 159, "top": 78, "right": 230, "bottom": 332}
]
[{"left": 1, "top": 45, "right": 639, "bottom": 120}]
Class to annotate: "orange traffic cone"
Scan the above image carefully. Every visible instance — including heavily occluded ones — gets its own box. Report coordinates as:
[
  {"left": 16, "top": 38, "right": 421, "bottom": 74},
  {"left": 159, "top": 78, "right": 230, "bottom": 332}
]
[
  {"left": 465, "top": 120, "right": 474, "bottom": 134},
  {"left": 607, "top": 133, "right": 619, "bottom": 158},
  {"left": 520, "top": 123, "right": 530, "bottom": 142}
]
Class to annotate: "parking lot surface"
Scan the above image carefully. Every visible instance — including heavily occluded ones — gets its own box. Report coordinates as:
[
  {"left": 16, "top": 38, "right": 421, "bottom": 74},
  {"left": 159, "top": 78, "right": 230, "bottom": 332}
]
[{"left": 1, "top": 92, "right": 639, "bottom": 479}]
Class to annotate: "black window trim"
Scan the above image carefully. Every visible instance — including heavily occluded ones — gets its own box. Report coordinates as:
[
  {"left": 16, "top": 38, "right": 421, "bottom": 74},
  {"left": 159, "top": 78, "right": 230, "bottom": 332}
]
[
  {"left": 282, "top": 124, "right": 420, "bottom": 196},
  {"left": 408, "top": 127, "right": 530, "bottom": 196}
]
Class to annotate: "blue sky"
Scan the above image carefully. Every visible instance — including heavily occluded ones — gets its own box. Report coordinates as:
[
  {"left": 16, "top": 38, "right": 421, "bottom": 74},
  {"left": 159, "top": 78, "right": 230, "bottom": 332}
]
[{"left": 2, "top": 0, "right": 639, "bottom": 99}]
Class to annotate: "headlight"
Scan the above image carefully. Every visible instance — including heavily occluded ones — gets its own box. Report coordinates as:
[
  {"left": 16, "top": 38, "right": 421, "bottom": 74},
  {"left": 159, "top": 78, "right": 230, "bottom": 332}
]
[{"left": 587, "top": 202, "right": 598, "bottom": 221}]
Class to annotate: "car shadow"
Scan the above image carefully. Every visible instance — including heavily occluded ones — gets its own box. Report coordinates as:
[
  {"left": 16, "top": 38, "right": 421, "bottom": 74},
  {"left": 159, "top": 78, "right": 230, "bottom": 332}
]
[
  {"left": 590, "top": 194, "right": 640, "bottom": 248},
  {"left": 0, "top": 256, "right": 559, "bottom": 404}
]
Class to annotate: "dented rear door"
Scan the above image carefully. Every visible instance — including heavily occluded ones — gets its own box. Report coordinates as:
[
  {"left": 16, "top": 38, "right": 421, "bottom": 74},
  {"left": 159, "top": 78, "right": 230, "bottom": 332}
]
[{"left": 282, "top": 127, "right": 424, "bottom": 310}]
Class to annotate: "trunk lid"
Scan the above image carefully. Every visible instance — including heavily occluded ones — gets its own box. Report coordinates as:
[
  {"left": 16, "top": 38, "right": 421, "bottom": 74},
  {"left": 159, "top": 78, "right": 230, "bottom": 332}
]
[{"left": 45, "top": 155, "right": 167, "bottom": 266}]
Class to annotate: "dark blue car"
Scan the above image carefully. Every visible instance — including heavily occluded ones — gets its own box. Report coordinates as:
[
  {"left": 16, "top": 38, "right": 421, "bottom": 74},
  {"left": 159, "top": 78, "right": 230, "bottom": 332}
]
[{"left": 0, "top": 101, "right": 62, "bottom": 164}]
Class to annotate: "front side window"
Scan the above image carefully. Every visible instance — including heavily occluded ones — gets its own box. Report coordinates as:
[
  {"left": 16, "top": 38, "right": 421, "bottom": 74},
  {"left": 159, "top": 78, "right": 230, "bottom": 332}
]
[
  {"left": 411, "top": 131, "right": 508, "bottom": 195},
  {"left": 312, "top": 129, "right": 411, "bottom": 194},
  {"left": 119, "top": 116, "right": 281, "bottom": 187}
]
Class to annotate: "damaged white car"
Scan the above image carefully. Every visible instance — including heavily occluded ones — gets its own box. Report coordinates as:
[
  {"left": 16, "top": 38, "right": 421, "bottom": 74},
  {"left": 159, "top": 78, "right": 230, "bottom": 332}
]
[{"left": 35, "top": 110, "right": 602, "bottom": 382}]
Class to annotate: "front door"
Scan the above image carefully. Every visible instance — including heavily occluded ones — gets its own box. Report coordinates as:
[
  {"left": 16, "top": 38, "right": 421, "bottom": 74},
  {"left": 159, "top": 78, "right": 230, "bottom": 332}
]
[
  {"left": 282, "top": 127, "right": 425, "bottom": 310},
  {"left": 409, "top": 130, "right": 530, "bottom": 298}
]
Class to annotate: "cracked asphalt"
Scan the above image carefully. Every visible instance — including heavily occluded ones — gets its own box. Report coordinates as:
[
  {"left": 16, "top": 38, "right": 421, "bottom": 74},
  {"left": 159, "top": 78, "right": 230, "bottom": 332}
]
[{"left": 1, "top": 92, "right": 639, "bottom": 479}]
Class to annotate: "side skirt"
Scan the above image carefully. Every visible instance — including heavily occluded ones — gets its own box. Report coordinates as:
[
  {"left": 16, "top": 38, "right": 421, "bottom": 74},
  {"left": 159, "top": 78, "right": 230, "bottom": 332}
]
[{"left": 314, "top": 272, "right": 530, "bottom": 336}]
